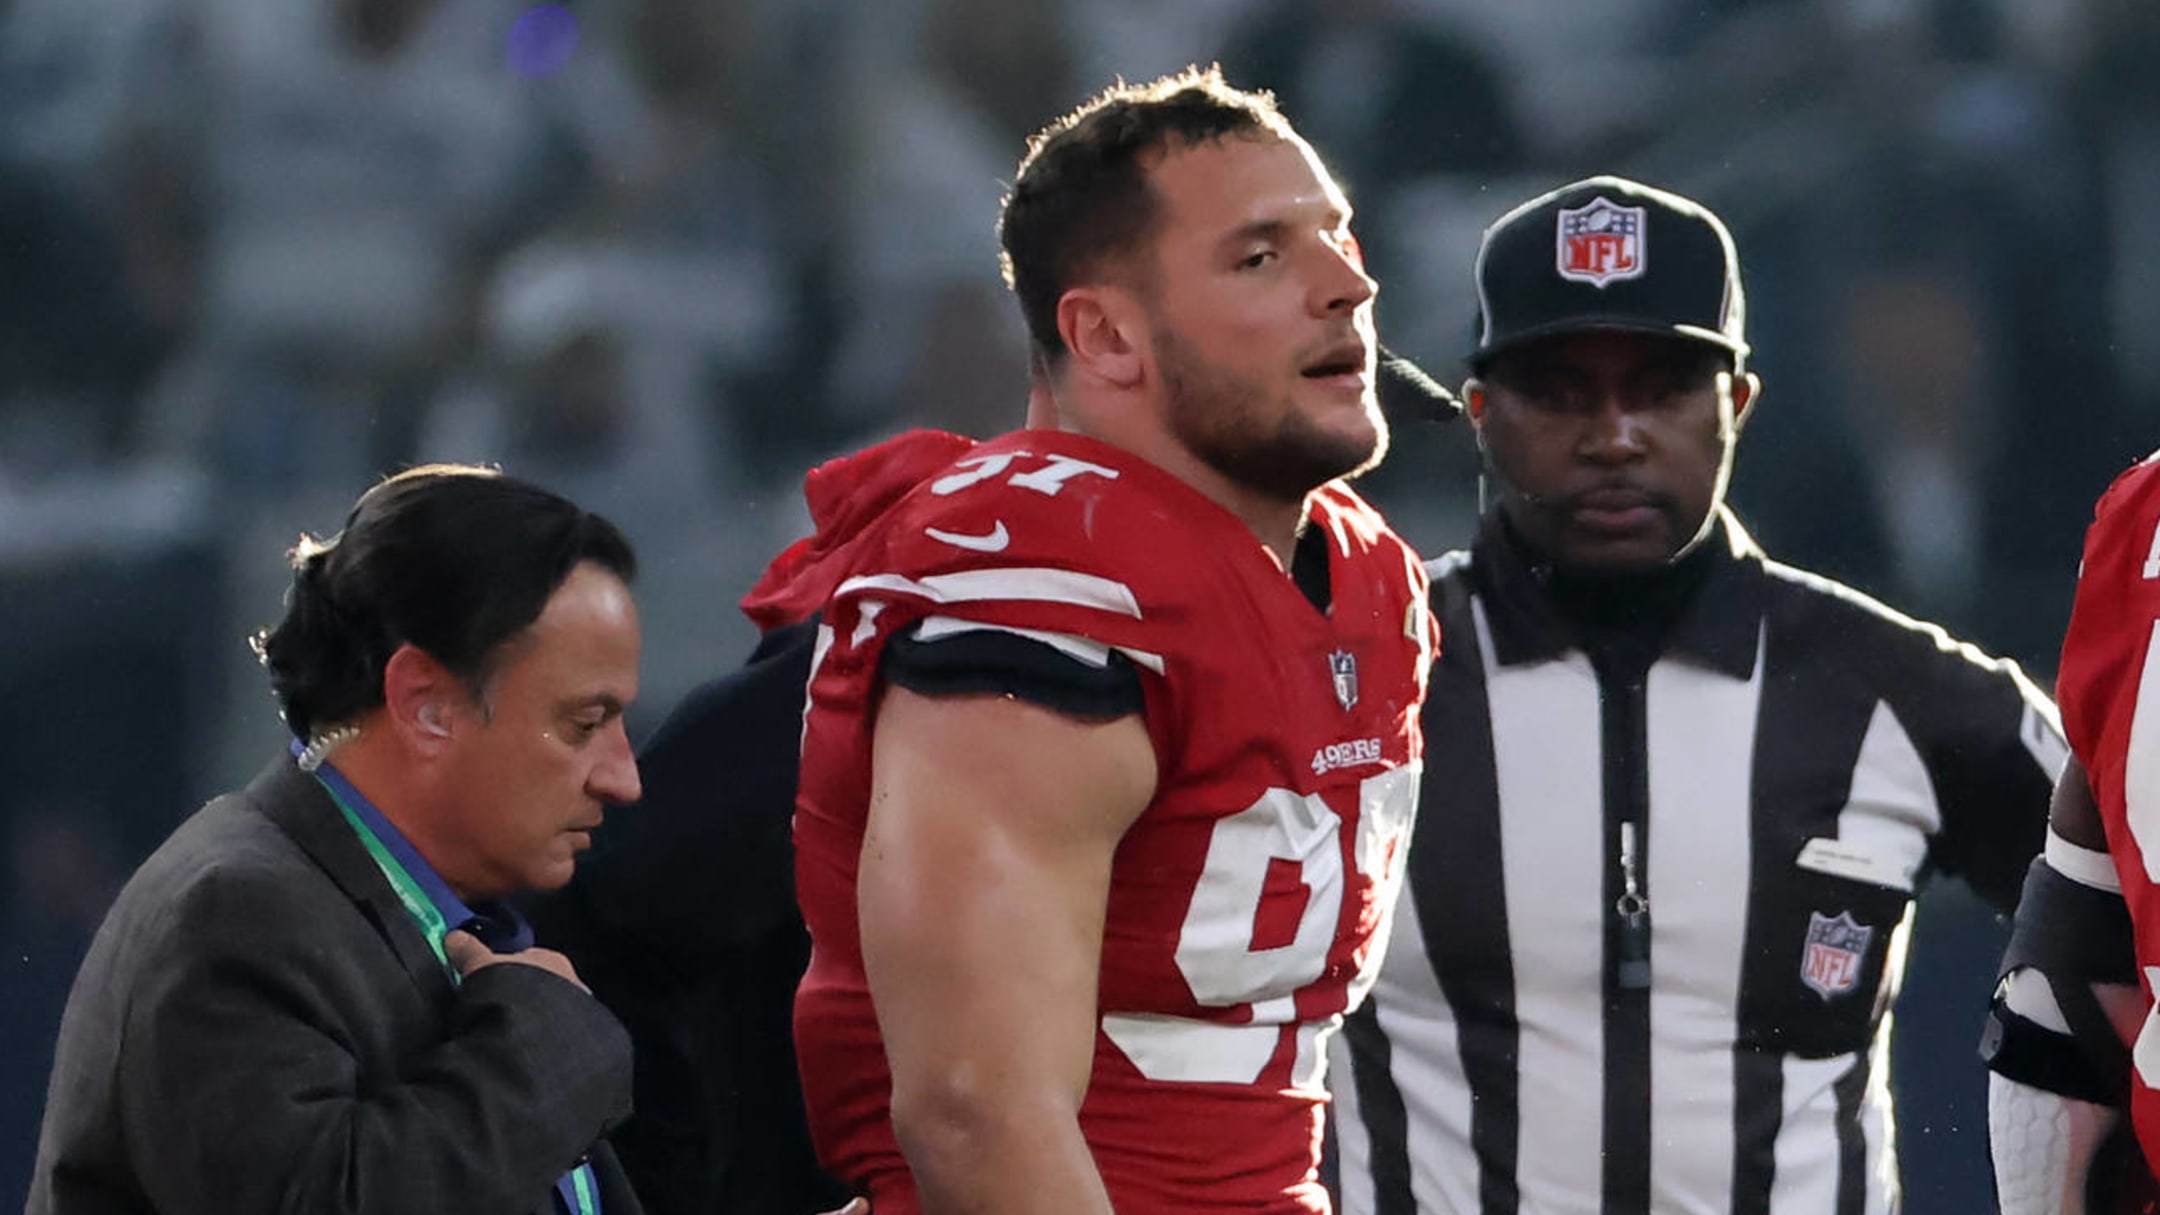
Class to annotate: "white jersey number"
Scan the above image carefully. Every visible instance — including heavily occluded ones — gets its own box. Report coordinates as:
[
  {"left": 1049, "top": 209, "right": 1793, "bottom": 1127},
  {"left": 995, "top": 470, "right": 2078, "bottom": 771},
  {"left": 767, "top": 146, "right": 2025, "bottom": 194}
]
[{"left": 1102, "top": 764, "right": 1419, "bottom": 1087}]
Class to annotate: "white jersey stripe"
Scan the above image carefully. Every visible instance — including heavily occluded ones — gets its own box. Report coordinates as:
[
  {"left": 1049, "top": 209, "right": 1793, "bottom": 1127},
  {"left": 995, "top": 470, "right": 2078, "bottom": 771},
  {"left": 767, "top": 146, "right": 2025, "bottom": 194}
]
[
  {"left": 1860, "top": 915, "right": 1914, "bottom": 1215},
  {"left": 1832, "top": 702, "right": 1940, "bottom": 892},
  {"left": 1646, "top": 630, "right": 1763, "bottom": 1212},
  {"left": 1377, "top": 900, "right": 1480, "bottom": 1215},
  {"left": 2125, "top": 619, "right": 2160, "bottom": 882},
  {"left": 911, "top": 615, "right": 1168, "bottom": 675},
  {"left": 1328, "top": 881, "right": 1479, "bottom": 1215},
  {"left": 1327, "top": 1027, "right": 1379, "bottom": 1215},
  {"left": 1769, "top": 1053, "right": 1860, "bottom": 1213},
  {"left": 1860, "top": 1058, "right": 1897, "bottom": 1215},
  {"left": 836, "top": 566, "right": 1143, "bottom": 618},
  {"left": 1478, "top": 599, "right": 1608, "bottom": 1211}
]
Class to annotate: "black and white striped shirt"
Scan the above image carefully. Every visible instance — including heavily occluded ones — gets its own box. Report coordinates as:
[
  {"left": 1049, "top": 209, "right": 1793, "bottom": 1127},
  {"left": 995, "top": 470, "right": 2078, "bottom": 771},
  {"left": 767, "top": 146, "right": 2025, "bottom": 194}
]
[{"left": 1330, "top": 510, "right": 2064, "bottom": 1215}]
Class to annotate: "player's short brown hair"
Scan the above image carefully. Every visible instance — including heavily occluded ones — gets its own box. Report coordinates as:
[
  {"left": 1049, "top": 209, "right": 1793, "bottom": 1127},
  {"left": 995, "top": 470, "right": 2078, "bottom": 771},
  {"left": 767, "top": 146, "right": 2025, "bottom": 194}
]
[{"left": 998, "top": 65, "right": 1293, "bottom": 368}]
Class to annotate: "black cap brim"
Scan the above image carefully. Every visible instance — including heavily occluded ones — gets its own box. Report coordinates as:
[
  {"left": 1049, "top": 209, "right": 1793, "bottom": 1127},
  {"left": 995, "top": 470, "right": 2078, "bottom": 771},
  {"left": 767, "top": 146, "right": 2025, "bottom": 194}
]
[{"left": 1467, "top": 317, "right": 1750, "bottom": 371}]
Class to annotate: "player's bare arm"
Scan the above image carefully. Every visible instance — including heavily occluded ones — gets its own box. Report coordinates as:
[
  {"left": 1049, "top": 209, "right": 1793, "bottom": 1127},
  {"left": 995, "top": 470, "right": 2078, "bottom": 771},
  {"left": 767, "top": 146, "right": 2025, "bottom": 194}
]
[
  {"left": 860, "top": 684, "right": 1157, "bottom": 1215},
  {"left": 2039, "top": 759, "right": 2145, "bottom": 1043},
  {"left": 2052, "top": 755, "right": 2110, "bottom": 852}
]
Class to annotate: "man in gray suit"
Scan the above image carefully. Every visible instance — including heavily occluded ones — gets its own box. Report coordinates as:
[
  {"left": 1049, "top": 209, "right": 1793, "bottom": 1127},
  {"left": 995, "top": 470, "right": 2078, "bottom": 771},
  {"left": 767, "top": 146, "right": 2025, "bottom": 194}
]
[{"left": 28, "top": 464, "right": 649, "bottom": 1215}]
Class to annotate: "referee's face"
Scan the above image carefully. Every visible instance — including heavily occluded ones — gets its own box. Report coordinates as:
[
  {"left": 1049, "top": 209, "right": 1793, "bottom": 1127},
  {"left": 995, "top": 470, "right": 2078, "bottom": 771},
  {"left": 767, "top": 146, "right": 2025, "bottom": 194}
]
[{"left": 1469, "top": 331, "right": 1756, "bottom": 574}]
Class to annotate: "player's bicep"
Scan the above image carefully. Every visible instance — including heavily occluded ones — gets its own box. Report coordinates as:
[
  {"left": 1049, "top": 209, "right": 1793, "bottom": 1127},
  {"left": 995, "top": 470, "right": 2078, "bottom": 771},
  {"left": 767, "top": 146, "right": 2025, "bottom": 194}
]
[{"left": 860, "top": 685, "right": 1156, "bottom": 1112}]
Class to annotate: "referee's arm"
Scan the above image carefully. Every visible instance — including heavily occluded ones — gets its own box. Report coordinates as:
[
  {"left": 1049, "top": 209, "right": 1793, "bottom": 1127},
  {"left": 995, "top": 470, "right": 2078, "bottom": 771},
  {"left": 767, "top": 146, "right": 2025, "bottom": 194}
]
[{"left": 1890, "top": 632, "right": 2062, "bottom": 912}]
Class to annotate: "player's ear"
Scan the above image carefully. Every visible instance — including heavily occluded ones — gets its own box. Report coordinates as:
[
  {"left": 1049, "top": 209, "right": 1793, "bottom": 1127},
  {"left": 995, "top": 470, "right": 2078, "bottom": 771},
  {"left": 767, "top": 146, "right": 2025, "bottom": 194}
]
[{"left": 1057, "top": 286, "right": 1143, "bottom": 390}]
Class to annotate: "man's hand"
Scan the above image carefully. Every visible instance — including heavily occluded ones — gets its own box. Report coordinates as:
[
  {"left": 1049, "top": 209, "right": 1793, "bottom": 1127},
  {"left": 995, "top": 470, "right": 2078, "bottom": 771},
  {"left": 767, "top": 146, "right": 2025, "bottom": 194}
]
[{"left": 442, "top": 929, "right": 589, "bottom": 992}]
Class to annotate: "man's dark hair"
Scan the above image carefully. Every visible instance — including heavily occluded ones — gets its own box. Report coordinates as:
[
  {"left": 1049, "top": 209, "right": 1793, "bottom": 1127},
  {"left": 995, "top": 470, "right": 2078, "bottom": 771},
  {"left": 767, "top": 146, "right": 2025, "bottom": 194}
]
[
  {"left": 253, "top": 463, "right": 637, "bottom": 740},
  {"left": 997, "top": 64, "right": 1293, "bottom": 368}
]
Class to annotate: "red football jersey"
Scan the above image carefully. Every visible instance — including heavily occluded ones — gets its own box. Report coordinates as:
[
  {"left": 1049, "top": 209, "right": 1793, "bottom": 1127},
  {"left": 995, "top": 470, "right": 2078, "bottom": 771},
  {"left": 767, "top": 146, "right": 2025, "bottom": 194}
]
[
  {"left": 2059, "top": 450, "right": 2160, "bottom": 1182},
  {"left": 790, "top": 430, "right": 1437, "bottom": 1214}
]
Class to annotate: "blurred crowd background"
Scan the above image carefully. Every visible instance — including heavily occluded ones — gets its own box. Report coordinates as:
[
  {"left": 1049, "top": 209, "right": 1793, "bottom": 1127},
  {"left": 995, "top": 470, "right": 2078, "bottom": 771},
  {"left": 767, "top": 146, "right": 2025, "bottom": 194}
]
[{"left": 2, "top": 0, "right": 2153, "bottom": 1208}]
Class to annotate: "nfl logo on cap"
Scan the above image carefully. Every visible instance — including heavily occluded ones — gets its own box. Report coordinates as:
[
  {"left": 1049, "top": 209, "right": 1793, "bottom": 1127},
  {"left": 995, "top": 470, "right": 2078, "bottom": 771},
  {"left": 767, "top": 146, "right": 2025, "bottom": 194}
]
[{"left": 1555, "top": 197, "right": 1645, "bottom": 288}]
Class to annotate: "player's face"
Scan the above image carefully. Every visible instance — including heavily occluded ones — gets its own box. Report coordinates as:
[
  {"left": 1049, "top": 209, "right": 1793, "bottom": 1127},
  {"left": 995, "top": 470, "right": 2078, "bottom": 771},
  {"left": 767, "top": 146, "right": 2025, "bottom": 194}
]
[
  {"left": 1138, "top": 132, "right": 1386, "bottom": 502},
  {"left": 1473, "top": 331, "right": 1753, "bottom": 574},
  {"left": 436, "top": 561, "right": 642, "bottom": 899}
]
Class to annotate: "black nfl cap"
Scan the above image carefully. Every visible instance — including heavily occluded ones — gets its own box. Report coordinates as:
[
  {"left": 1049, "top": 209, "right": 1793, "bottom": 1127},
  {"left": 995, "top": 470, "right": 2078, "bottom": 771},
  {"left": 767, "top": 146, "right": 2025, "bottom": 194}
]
[{"left": 1471, "top": 175, "right": 1747, "bottom": 369}]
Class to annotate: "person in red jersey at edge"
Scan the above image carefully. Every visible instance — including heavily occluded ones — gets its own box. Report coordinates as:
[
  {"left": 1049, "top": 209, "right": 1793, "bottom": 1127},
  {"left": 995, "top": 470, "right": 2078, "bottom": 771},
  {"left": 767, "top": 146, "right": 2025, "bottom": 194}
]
[
  {"left": 1986, "top": 452, "right": 2160, "bottom": 1214},
  {"left": 783, "top": 66, "right": 1439, "bottom": 1215}
]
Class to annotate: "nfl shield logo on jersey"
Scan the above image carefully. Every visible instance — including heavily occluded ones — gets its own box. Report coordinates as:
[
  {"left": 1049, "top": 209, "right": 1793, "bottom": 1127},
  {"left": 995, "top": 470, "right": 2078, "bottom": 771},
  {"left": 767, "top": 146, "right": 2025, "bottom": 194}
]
[
  {"left": 1800, "top": 911, "right": 1872, "bottom": 1000},
  {"left": 1555, "top": 196, "right": 1646, "bottom": 287},
  {"left": 1329, "top": 650, "right": 1359, "bottom": 711}
]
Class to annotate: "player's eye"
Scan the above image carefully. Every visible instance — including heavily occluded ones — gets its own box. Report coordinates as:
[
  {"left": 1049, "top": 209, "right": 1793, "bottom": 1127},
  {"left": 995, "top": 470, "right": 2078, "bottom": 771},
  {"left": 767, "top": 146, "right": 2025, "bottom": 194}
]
[
  {"left": 1237, "top": 248, "right": 1278, "bottom": 271},
  {"left": 1331, "top": 228, "right": 1365, "bottom": 271}
]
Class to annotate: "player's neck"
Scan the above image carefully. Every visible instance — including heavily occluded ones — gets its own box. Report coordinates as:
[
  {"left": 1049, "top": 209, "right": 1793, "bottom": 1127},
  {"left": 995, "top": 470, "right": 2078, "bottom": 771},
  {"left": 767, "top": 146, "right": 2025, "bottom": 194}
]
[
  {"left": 1161, "top": 446, "right": 1307, "bottom": 568},
  {"left": 1061, "top": 395, "right": 1306, "bottom": 571}
]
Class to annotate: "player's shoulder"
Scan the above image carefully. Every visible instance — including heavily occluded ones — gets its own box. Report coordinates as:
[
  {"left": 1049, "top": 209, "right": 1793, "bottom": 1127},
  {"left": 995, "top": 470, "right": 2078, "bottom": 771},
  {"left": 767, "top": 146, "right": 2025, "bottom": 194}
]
[
  {"left": 2091, "top": 449, "right": 2160, "bottom": 536},
  {"left": 899, "top": 431, "right": 1136, "bottom": 526},
  {"left": 873, "top": 431, "right": 1233, "bottom": 578},
  {"left": 1308, "top": 481, "right": 1430, "bottom": 602},
  {"left": 1308, "top": 481, "right": 1412, "bottom": 552},
  {"left": 2063, "top": 449, "right": 2160, "bottom": 607}
]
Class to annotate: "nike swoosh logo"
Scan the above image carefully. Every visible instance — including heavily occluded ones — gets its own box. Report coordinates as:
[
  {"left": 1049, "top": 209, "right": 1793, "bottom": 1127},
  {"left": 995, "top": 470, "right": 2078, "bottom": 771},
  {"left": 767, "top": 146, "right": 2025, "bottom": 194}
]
[{"left": 926, "top": 522, "right": 1011, "bottom": 553}]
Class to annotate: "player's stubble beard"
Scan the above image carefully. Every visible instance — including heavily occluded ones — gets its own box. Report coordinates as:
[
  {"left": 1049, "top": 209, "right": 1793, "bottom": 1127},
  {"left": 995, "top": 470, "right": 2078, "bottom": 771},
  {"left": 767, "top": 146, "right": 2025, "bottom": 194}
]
[{"left": 1155, "top": 325, "right": 1388, "bottom": 504}]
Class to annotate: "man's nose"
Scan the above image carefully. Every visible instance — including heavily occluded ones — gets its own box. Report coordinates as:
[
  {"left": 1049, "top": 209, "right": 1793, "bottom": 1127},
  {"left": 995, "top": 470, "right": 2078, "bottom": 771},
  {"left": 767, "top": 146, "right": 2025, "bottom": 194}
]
[
  {"left": 1318, "top": 241, "right": 1377, "bottom": 315},
  {"left": 590, "top": 723, "right": 642, "bottom": 805},
  {"left": 1579, "top": 396, "right": 1648, "bottom": 463}
]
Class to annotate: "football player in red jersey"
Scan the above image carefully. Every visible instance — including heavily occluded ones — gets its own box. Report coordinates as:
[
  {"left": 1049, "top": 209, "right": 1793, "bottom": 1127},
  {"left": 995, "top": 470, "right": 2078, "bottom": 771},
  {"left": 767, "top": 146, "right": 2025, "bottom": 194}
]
[
  {"left": 782, "top": 66, "right": 1438, "bottom": 1215},
  {"left": 1987, "top": 453, "right": 2160, "bottom": 1214}
]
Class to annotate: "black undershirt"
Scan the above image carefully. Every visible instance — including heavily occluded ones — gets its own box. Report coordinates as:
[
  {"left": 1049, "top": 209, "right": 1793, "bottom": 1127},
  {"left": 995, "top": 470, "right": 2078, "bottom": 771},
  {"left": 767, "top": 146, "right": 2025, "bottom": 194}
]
[{"left": 1503, "top": 514, "right": 1717, "bottom": 668}]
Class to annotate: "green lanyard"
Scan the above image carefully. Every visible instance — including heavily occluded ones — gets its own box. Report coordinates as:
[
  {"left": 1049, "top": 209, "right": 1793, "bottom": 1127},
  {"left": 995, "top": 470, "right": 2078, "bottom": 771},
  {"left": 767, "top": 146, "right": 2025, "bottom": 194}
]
[
  {"left": 569, "top": 1166, "right": 599, "bottom": 1215},
  {"left": 320, "top": 781, "right": 456, "bottom": 975},
  {"left": 317, "top": 773, "right": 599, "bottom": 1215}
]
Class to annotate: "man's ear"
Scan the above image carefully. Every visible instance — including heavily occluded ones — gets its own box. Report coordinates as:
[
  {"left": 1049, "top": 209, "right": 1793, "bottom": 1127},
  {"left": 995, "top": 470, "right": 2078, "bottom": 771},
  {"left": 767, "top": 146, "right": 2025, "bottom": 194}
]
[
  {"left": 1056, "top": 286, "right": 1144, "bottom": 391},
  {"left": 1464, "top": 378, "right": 1489, "bottom": 435},
  {"left": 382, "top": 643, "right": 460, "bottom": 753},
  {"left": 1731, "top": 369, "right": 1762, "bottom": 431}
]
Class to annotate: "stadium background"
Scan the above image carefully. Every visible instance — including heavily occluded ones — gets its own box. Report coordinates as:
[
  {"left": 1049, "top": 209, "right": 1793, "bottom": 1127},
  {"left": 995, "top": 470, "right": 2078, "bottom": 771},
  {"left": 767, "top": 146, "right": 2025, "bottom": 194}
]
[{"left": 0, "top": 0, "right": 2151, "bottom": 1207}]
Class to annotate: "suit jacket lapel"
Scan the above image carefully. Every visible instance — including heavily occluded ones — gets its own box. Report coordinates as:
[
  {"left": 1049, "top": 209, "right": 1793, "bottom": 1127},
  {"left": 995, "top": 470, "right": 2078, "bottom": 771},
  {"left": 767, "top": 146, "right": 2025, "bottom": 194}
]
[
  {"left": 587, "top": 1141, "right": 647, "bottom": 1215},
  {"left": 245, "top": 756, "right": 457, "bottom": 1008}
]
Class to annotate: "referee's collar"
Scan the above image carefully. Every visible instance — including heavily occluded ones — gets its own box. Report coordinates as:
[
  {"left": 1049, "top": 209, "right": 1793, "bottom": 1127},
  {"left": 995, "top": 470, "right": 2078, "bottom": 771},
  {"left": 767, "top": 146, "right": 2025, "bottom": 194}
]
[{"left": 1470, "top": 506, "right": 1766, "bottom": 679}]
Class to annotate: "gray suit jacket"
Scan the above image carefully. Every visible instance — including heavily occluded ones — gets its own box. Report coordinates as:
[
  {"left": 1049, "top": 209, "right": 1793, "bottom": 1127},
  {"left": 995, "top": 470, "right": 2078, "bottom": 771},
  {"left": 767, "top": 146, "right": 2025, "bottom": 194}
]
[{"left": 27, "top": 756, "right": 645, "bottom": 1215}]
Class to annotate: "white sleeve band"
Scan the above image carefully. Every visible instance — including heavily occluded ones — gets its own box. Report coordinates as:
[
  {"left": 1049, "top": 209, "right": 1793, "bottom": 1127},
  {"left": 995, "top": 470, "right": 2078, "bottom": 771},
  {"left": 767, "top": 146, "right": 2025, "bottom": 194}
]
[
  {"left": 2047, "top": 828, "right": 2123, "bottom": 894},
  {"left": 1989, "top": 1071, "right": 2116, "bottom": 1215},
  {"left": 912, "top": 615, "right": 1167, "bottom": 675}
]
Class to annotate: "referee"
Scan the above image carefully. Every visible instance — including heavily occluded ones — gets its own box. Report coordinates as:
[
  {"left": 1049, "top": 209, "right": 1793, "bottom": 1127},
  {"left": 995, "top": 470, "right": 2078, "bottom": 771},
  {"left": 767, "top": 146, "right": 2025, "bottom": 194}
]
[{"left": 1330, "top": 176, "right": 2064, "bottom": 1214}]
